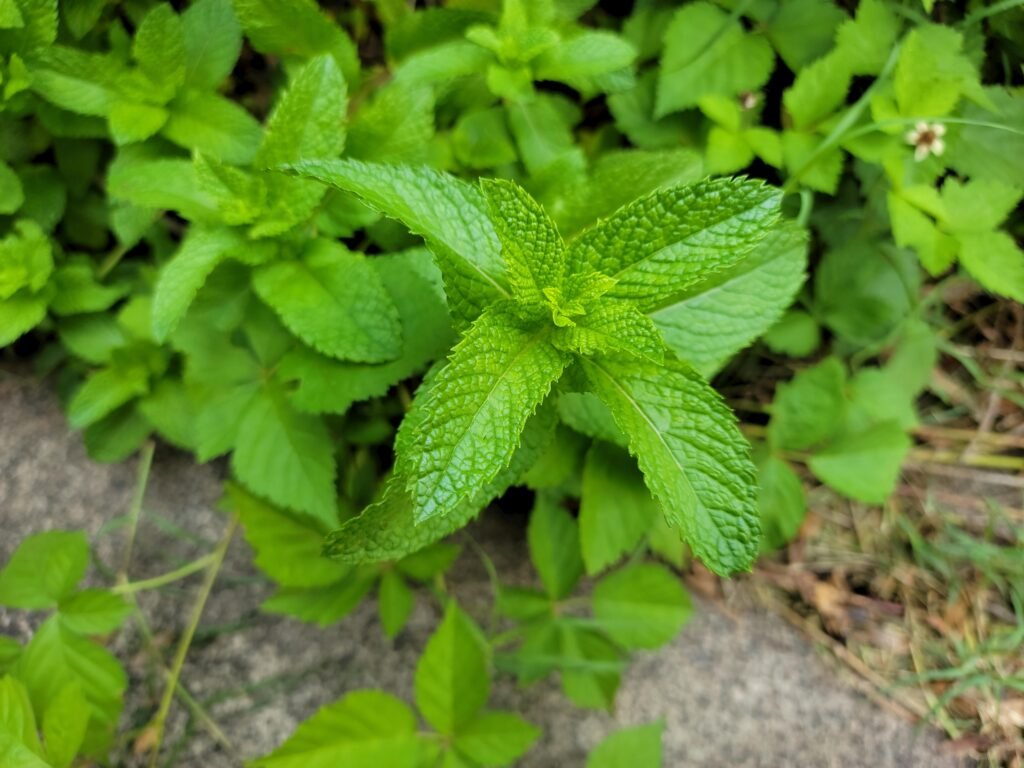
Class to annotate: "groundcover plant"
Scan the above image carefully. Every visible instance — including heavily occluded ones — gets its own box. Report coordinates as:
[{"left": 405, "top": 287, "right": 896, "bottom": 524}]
[{"left": 1, "top": 0, "right": 1022, "bottom": 764}]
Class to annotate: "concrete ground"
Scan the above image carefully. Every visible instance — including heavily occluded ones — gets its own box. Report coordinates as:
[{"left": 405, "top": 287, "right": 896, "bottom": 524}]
[{"left": 0, "top": 363, "right": 963, "bottom": 767}]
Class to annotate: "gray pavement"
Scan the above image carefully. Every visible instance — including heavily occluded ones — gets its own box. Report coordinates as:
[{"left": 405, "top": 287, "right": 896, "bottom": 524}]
[{"left": 0, "top": 363, "right": 962, "bottom": 767}]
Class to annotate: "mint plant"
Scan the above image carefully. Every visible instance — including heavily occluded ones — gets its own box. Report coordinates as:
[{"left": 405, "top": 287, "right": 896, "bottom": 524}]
[{"left": 289, "top": 157, "right": 786, "bottom": 576}]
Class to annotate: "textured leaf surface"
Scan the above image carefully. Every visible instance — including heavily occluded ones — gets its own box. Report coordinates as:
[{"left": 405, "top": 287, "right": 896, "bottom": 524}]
[
  {"left": 808, "top": 421, "right": 911, "bottom": 504},
  {"left": 583, "top": 356, "right": 759, "bottom": 575},
  {"left": 569, "top": 178, "right": 781, "bottom": 312},
  {"left": 251, "top": 690, "right": 420, "bottom": 768},
  {"left": 286, "top": 158, "right": 508, "bottom": 322},
  {"left": 650, "top": 221, "right": 808, "bottom": 376},
  {"left": 415, "top": 603, "right": 489, "bottom": 735},
  {"left": 182, "top": 0, "right": 242, "bottom": 89},
  {"left": 254, "top": 54, "right": 347, "bottom": 169},
  {"left": 481, "top": 178, "right": 565, "bottom": 306},
  {"left": 279, "top": 250, "right": 453, "bottom": 413},
  {"left": 231, "top": 387, "right": 338, "bottom": 528},
  {"left": 253, "top": 242, "right": 401, "bottom": 363},
  {"left": 395, "top": 307, "right": 569, "bottom": 521},
  {"left": 41, "top": 682, "right": 88, "bottom": 768},
  {"left": 454, "top": 712, "right": 540, "bottom": 767},
  {"left": 56, "top": 590, "right": 132, "bottom": 636},
  {"left": 162, "top": 91, "right": 261, "bottom": 165},
  {"left": 152, "top": 226, "right": 244, "bottom": 341}
]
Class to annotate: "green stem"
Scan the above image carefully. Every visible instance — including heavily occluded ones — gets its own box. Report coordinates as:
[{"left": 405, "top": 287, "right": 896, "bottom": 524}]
[
  {"left": 844, "top": 116, "right": 1024, "bottom": 142},
  {"left": 783, "top": 43, "right": 902, "bottom": 194},
  {"left": 147, "top": 516, "right": 239, "bottom": 768},
  {"left": 112, "top": 554, "right": 218, "bottom": 595},
  {"left": 119, "top": 441, "right": 155, "bottom": 584},
  {"left": 959, "top": 0, "right": 1024, "bottom": 27},
  {"left": 97, "top": 245, "right": 129, "bottom": 279}
]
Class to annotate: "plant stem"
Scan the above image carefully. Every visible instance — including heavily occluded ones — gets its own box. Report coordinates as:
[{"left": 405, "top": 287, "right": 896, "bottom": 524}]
[
  {"left": 959, "top": 0, "right": 1024, "bottom": 27},
  {"left": 147, "top": 515, "right": 239, "bottom": 768},
  {"left": 112, "top": 554, "right": 218, "bottom": 595},
  {"left": 119, "top": 441, "right": 156, "bottom": 585}
]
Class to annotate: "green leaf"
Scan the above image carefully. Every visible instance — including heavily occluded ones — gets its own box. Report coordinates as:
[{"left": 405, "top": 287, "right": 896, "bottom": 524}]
[
  {"left": 533, "top": 30, "right": 636, "bottom": 92},
  {"left": 255, "top": 54, "right": 347, "bottom": 169},
  {"left": 106, "top": 155, "right": 219, "bottom": 222},
  {"left": 132, "top": 4, "right": 186, "bottom": 100},
  {"left": 162, "top": 90, "right": 262, "bottom": 165},
  {"left": 947, "top": 87, "right": 1024, "bottom": 187},
  {"left": 592, "top": 563, "right": 691, "bottom": 649},
  {"left": 957, "top": 231, "right": 1024, "bottom": 303},
  {"left": 527, "top": 493, "right": 584, "bottom": 600},
  {"left": 782, "top": 131, "right": 843, "bottom": 194},
  {"left": 286, "top": 158, "right": 508, "bottom": 323},
  {"left": 57, "top": 590, "right": 132, "bottom": 636},
  {"left": 569, "top": 178, "right": 781, "bottom": 312},
  {"left": 0, "top": 0, "right": 25, "bottom": 28},
  {"left": 583, "top": 356, "right": 759, "bottom": 576},
  {"left": 833, "top": 0, "right": 900, "bottom": 76},
  {"left": 556, "top": 300, "right": 665, "bottom": 362},
  {"left": 761, "top": 0, "right": 845, "bottom": 70},
  {"left": 656, "top": 2, "right": 774, "bottom": 117},
  {"left": 0, "top": 531, "right": 88, "bottom": 610},
  {"left": 393, "top": 39, "right": 492, "bottom": 86},
  {"left": 763, "top": 309, "right": 820, "bottom": 358},
  {"left": 0, "top": 293, "right": 48, "bottom": 347},
  {"left": 14, "top": 617, "right": 125, "bottom": 757},
  {"left": 454, "top": 711, "right": 540, "bottom": 767},
  {"left": 757, "top": 454, "right": 806, "bottom": 551},
  {"left": 346, "top": 81, "right": 435, "bottom": 165},
  {"left": 67, "top": 365, "right": 149, "bottom": 430},
  {"left": 0, "top": 162, "right": 23, "bottom": 215},
  {"left": 395, "top": 307, "right": 569, "bottom": 522},
  {"left": 323, "top": 404, "right": 559, "bottom": 564},
  {"left": 251, "top": 690, "right": 421, "bottom": 767},
  {"left": 41, "top": 682, "right": 88, "bottom": 768},
  {"left": 783, "top": 50, "right": 851, "bottom": 130},
  {"left": 452, "top": 108, "right": 518, "bottom": 170},
  {"left": 0, "top": 219, "right": 52, "bottom": 298},
  {"left": 107, "top": 102, "right": 168, "bottom": 145},
  {"left": 586, "top": 722, "right": 663, "bottom": 768},
  {"left": 808, "top": 421, "right": 911, "bottom": 504},
  {"left": 768, "top": 357, "right": 846, "bottom": 452},
  {"left": 378, "top": 570, "right": 414, "bottom": 639},
  {"left": 558, "top": 626, "right": 622, "bottom": 710},
  {"left": 939, "top": 179, "right": 1022, "bottom": 234},
  {"left": 226, "top": 484, "right": 347, "bottom": 588},
  {"left": 231, "top": 386, "right": 338, "bottom": 528},
  {"left": 481, "top": 178, "right": 566, "bottom": 307},
  {"left": 182, "top": 0, "right": 242, "bottom": 89},
  {"left": 415, "top": 602, "right": 489, "bottom": 735},
  {"left": 232, "top": 0, "right": 360, "bottom": 83},
  {"left": 0, "top": 675, "right": 43, "bottom": 758},
  {"left": 579, "top": 442, "right": 659, "bottom": 575},
  {"left": 152, "top": 226, "right": 245, "bottom": 342},
  {"left": 0, "top": 638, "right": 22, "bottom": 673},
  {"left": 28, "top": 46, "right": 123, "bottom": 116},
  {"left": 894, "top": 25, "right": 982, "bottom": 117},
  {"left": 83, "top": 407, "right": 152, "bottom": 464},
  {"left": 262, "top": 576, "right": 375, "bottom": 627},
  {"left": 253, "top": 241, "right": 402, "bottom": 363},
  {"left": 280, "top": 250, "right": 453, "bottom": 414}
]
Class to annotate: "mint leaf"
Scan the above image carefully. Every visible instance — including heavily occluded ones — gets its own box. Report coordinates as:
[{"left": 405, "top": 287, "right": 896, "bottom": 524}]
[
  {"left": 415, "top": 602, "right": 489, "bottom": 735},
  {"left": 226, "top": 484, "right": 348, "bottom": 588},
  {"left": 132, "top": 4, "right": 185, "bottom": 101},
  {"left": 346, "top": 81, "right": 435, "bottom": 165},
  {"left": 231, "top": 386, "right": 338, "bottom": 528},
  {"left": 287, "top": 158, "right": 509, "bottom": 323},
  {"left": 453, "top": 711, "right": 540, "bottom": 767},
  {"left": 0, "top": 532, "right": 87, "bottom": 610},
  {"left": 480, "top": 178, "right": 566, "bottom": 307},
  {"left": 533, "top": 30, "right": 636, "bottom": 93},
  {"left": 29, "top": 46, "right": 122, "bottom": 116},
  {"left": 254, "top": 54, "right": 347, "bottom": 169},
  {"left": 0, "top": 293, "right": 48, "bottom": 347},
  {"left": 579, "top": 442, "right": 659, "bottom": 576},
  {"left": 181, "top": 0, "right": 242, "bottom": 89},
  {"left": 568, "top": 178, "right": 781, "bottom": 312},
  {"left": 152, "top": 226, "right": 244, "bottom": 342},
  {"left": 650, "top": 221, "right": 808, "bottom": 376},
  {"left": 556, "top": 300, "right": 665, "bottom": 362},
  {"left": 586, "top": 722, "right": 663, "bottom": 768},
  {"left": 279, "top": 250, "right": 453, "bottom": 414},
  {"left": 56, "top": 591, "right": 132, "bottom": 636},
  {"left": 66, "top": 364, "right": 149, "bottom": 430},
  {"left": 592, "top": 563, "right": 691, "bottom": 649},
  {"left": 162, "top": 90, "right": 262, "bottom": 164},
  {"left": 656, "top": 2, "right": 774, "bottom": 116},
  {"left": 252, "top": 241, "right": 402, "bottom": 363},
  {"left": 251, "top": 690, "right": 420, "bottom": 768},
  {"left": 0, "top": 162, "right": 23, "bottom": 215},
  {"left": 583, "top": 356, "right": 759, "bottom": 576},
  {"left": 527, "top": 493, "right": 583, "bottom": 600},
  {"left": 395, "top": 307, "right": 569, "bottom": 522}
]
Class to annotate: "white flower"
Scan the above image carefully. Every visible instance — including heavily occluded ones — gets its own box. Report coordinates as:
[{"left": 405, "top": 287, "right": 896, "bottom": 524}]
[
  {"left": 905, "top": 121, "right": 946, "bottom": 161},
  {"left": 739, "top": 91, "right": 759, "bottom": 111}
]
